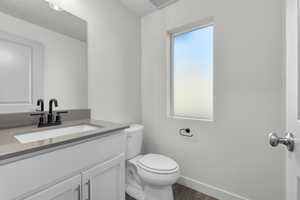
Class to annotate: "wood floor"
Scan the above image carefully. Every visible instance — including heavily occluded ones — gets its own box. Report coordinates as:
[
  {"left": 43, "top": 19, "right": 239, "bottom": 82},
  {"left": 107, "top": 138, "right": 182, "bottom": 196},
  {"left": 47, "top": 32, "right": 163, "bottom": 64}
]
[{"left": 126, "top": 184, "right": 218, "bottom": 200}]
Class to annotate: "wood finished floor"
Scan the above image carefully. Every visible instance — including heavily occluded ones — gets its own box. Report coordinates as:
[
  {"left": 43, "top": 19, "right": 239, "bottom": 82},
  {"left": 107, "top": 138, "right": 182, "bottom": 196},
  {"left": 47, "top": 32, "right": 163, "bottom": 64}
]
[{"left": 126, "top": 184, "right": 218, "bottom": 200}]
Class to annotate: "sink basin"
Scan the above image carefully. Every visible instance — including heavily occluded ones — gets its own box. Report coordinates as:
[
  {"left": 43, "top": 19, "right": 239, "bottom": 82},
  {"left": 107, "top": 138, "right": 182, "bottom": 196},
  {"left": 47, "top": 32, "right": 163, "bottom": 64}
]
[{"left": 14, "top": 124, "right": 100, "bottom": 144}]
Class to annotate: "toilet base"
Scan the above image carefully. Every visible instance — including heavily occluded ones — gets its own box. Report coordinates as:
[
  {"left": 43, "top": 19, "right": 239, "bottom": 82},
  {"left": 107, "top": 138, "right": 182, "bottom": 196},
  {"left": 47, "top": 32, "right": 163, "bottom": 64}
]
[
  {"left": 126, "top": 184, "right": 145, "bottom": 200},
  {"left": 144, "top": 185, "right": 174, "bottom": 200},
  {"left": 126, "top": 184, "right": 174, "bottom": 200}
]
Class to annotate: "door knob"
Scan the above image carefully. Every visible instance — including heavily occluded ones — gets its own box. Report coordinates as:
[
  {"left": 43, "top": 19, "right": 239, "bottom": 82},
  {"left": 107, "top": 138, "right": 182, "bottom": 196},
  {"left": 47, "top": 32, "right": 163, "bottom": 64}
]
[{"left": 269, "top": 132, "right": 295, "bottom": 152}]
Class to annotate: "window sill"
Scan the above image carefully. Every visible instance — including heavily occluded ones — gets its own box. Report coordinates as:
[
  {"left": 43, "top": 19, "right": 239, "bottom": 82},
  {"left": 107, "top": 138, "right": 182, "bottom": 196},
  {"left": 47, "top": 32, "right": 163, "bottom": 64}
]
[{"left": 167, "top": 115, "right": 214, "bottom": 122}]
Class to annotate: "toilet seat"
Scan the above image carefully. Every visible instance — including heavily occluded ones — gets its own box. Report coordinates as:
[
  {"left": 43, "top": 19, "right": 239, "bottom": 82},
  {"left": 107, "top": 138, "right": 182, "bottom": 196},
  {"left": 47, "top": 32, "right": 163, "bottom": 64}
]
[{"left": 137, "top": 154, "right": 179, "bottom": 174}]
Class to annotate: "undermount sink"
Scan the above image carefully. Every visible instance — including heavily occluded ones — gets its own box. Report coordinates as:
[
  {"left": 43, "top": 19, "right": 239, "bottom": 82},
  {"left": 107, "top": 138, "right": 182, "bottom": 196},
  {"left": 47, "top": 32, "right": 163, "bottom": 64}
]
[{"left": 14, "top": 124, "right": 101, "bottom": 144}]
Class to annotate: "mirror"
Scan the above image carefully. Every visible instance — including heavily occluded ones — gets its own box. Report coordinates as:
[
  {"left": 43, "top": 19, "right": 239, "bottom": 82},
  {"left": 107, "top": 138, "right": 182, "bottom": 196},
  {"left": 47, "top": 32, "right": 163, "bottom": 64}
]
[{"left": 0, "top": 0, "right": 87, "bottom": 113}]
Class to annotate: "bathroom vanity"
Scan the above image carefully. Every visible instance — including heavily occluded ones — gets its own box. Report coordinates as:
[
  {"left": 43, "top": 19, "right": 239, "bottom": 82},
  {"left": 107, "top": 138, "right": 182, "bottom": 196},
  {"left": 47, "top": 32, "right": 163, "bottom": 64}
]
[
  {"left": 0, "top": 1, "right": 129, "bottom": 200},
  {"left": 0, "top": 120, "right": 128, "bottom": 200}
]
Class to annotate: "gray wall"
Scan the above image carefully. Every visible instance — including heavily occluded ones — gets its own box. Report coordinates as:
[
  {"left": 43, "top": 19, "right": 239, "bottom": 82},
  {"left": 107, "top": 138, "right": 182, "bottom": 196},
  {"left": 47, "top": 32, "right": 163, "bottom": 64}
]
[{"left": 141, "top": 0, "right": 285, "bottom": 199}]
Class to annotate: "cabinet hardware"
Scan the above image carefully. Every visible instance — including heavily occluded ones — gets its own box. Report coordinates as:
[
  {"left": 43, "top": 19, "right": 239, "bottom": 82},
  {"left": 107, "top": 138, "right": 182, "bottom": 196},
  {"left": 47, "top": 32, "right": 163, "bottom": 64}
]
[
  {"left": 76, "top": 185, "right": 81, "bottom": 200},
  {"left": 85, "top": 180, "right": 91, "bottom": 200}
]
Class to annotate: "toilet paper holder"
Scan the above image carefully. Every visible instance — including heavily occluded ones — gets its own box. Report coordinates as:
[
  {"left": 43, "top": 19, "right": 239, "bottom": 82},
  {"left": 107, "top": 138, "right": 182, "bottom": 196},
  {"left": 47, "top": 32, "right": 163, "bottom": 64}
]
[{"left": 179, "top": 128, "right": 193, "bottom": 137}]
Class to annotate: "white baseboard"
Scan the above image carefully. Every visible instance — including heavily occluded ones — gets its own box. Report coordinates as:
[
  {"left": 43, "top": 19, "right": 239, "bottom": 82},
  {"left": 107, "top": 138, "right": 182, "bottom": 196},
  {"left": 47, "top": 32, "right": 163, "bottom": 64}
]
[{"left": 177, "top": 176, "right": 250, "bottom": 200}]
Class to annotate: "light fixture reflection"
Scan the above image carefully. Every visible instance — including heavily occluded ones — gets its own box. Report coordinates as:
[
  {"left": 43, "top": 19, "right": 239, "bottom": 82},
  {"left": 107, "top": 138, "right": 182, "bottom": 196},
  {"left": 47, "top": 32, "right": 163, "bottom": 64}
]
[{"left": 44, "top": 0, "right": 64, "bottom": 11}]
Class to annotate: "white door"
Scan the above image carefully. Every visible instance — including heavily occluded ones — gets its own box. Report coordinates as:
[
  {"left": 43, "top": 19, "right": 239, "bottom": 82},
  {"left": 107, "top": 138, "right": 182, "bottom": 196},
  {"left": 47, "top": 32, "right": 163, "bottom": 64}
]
[
  {"left": 82, "top": 154, "right": 125, "bottom": 200},
  {"left": 283, "top": 0, "right": 300, "bottom": 199},
  {"left": 24, "top": 175, "right": 81, "bottom": 200}
]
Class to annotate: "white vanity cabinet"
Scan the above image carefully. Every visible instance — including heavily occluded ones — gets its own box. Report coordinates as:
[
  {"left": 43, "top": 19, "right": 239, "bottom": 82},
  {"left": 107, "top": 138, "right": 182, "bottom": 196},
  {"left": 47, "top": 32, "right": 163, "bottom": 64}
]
[
  {"left": 24, "top": 175, "right": 82, "bottom": 200},
  {"left": 82, "top": 154, "right": 125, "bottom": 200},
  {"left": 0, "top": 131, "right": 127, "bottom": 200},
  {"left": 24, "top": 154, "right": 125, "bottom": 200}
]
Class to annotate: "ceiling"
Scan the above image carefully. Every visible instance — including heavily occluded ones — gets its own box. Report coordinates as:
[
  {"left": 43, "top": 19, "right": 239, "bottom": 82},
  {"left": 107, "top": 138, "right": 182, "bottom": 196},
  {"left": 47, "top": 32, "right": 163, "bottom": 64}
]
[
  {"left": 120, "top": 0, "right": 156, "bottom": 16},
  {"left": 0, "top": 0, "right": 179, "bottom": 41},
  {"left": 120, "top": 0, "right": 179, "bottom": 16},
  {"left": 0, "top": 0, "right": 87, "bottom": 42}
]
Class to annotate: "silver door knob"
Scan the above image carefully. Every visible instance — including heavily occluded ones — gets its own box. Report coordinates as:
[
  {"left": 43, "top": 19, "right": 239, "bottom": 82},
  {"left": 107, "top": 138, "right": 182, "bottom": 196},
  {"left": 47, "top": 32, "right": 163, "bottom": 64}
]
[{"left": 269, "top": 133, "right": 295, "bottom": 152}]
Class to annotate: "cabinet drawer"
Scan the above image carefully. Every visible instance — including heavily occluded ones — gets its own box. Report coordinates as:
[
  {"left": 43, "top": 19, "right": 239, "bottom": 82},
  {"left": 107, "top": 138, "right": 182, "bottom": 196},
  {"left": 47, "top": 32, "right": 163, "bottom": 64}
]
[{"left": 0, "top": 131, "right": 126, "bottom": 200}]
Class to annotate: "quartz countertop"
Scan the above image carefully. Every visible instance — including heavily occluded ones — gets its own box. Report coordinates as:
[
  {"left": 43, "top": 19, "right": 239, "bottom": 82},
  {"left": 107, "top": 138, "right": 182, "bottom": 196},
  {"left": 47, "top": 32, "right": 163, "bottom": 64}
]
[{"left": 0, "top": 119, "right": 129, "bottom": 163}]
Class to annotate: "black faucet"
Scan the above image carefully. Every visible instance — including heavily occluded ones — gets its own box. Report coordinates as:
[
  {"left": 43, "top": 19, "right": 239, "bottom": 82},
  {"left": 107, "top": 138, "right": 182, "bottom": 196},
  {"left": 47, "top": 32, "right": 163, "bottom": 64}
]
[
  {"left": 31, "top": 99, "right": 46, "bottom": 127},
  {"left": 31, "top": 98, "right": 68, "bottom": 128},
  {"left": 37, "top": 99, "right": 44, "bottom": 112},
  {"left": 48, "top": 98, "right": 58, "bottom": 124}
]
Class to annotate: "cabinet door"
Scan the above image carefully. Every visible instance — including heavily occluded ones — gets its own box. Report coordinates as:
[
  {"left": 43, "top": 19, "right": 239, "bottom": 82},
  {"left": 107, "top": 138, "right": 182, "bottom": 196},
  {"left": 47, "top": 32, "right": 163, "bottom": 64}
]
[
  {"left": 82, "top": 154, "right": 125, "bottom": 200},
  {"left": 24, "top": 175, "right": 82, "bottom": 200}
]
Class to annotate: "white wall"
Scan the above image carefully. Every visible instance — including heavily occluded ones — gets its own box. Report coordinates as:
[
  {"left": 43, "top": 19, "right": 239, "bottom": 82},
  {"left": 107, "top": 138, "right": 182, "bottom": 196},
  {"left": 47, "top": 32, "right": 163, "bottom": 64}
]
[
  {"left": 141, "top": 0, "right": 285, "bottom": 200},
  {"left": 50, "top": 0, "right": 284, "bottom": 199},
  {"left": 0, "top": 11, "right": 88, "bottom": 110},
  {"left": 62, "top": 0, "right": 141, "bottom": 123}
]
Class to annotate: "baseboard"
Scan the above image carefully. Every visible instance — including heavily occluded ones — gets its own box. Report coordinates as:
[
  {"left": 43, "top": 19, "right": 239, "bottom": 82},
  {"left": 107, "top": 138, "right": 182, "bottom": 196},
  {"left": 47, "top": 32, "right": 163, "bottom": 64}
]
[{"left": 177, "top": 176, "right": 250, "bottom": 200}]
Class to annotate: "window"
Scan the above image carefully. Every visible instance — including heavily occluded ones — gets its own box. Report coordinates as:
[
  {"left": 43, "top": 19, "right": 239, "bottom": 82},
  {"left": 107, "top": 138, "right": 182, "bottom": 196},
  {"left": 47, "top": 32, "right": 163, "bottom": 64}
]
[{"left": 169, "top": 23, "right": 214, "bottom": 120}]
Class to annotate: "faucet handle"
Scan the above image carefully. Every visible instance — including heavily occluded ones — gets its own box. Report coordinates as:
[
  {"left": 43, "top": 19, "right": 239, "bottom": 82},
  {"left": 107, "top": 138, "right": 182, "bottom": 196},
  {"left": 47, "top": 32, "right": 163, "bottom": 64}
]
[
  {"left": 57, "top": 111, "right": 68, "bottom": 114},
  {"left": 30, "top": 112, "right": 46, "bottom": 127},
  {"left": 30, "top": 111, "right": 45, "bottom": 116},
  {"left": 55, "top": 111, "right": 68, "bottom": 124}
]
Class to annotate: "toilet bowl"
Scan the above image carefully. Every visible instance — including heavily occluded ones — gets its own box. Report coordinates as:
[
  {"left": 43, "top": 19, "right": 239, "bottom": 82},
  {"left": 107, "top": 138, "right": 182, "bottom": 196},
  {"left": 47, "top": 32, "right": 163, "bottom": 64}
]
[{"left": 125, "top": 125, "right": 180, "bottom": 200}]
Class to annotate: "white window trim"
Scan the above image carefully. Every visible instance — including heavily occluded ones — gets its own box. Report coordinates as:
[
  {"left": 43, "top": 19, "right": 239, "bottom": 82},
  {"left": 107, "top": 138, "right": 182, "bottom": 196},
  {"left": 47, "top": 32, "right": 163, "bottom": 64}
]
[{"left": 166, "top": 17, "right": 215, "bottom": 121}]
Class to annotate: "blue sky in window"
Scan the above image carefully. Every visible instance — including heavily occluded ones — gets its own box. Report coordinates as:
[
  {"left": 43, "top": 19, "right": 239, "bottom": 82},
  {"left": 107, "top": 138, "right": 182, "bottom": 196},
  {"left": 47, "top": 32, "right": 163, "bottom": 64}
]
[{"left": 173, "top": 25, "right": 213, "bottom": 119}]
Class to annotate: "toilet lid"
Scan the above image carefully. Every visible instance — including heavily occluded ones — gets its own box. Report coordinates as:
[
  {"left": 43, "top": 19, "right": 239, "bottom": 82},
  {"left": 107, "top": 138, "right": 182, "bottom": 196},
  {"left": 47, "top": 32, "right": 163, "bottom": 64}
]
[{"left": 137, "top": 154, "right": 178, "bottom": 174}]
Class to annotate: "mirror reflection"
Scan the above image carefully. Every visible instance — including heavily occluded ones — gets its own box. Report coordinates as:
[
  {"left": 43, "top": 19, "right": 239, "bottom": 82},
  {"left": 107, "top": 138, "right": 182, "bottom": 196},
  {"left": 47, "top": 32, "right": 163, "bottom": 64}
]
[{"left": 0, "top": 0, "right": 87, "bottom": 113}]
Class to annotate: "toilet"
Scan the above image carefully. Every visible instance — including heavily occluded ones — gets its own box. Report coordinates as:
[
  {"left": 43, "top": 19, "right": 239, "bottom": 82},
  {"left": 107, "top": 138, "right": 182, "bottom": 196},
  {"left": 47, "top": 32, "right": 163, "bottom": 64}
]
[{"left": 125, "top": 124, "right": 180, "bottom": 200}]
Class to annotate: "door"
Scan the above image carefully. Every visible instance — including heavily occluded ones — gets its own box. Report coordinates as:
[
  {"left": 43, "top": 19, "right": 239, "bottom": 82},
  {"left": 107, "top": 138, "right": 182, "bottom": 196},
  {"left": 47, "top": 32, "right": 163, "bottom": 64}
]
[
  {"left": 24, "top": 175, "right": 81, "bottom": 200},
  {"left": 286, "top": 0, "right": 300, "bottom": 199},
  {"left": 271, "top": 0, "right": 300, "bottom": 199},
  {"left": 82, "top": 154, "right": 125, "bottom": 200}
]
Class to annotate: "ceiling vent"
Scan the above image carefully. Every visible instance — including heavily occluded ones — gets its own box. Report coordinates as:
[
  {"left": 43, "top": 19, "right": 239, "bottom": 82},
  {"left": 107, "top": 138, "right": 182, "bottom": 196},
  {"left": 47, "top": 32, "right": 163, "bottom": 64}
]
[{"left": 149, "top": 0, "right": 179, "bottom": 9}]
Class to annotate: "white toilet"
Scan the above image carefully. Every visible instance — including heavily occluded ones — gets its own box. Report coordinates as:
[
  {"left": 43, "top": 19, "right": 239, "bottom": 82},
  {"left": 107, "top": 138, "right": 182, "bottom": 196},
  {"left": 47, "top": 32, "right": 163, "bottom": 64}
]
[{"left": 125, "top": 124, "right": 180, "bottom": 200}]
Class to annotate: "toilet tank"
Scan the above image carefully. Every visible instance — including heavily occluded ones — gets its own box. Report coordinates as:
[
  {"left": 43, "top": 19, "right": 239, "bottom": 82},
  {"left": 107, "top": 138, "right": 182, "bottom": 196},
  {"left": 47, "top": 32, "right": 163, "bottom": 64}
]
[{"left": 125, "top": 124, "right": 144, "bottom": 159}]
